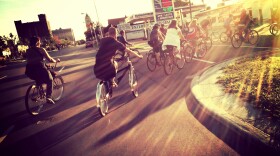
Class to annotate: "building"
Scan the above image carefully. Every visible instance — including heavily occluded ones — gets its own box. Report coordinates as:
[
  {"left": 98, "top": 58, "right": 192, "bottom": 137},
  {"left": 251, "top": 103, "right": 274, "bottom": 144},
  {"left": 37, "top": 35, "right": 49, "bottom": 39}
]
[
  {"left": 52, "top": 28, "right": 75, "bottom": 44},
  {"left": 14, "top": 14, "right": 52, "bottom": 42}
]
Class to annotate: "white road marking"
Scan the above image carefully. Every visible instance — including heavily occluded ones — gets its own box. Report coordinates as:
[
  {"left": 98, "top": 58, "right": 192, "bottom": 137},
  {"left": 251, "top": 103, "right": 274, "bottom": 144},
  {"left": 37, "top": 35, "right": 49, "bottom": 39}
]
[
  {"left": 0, "top": 75, "right": 7, "bottom": 80},
  {"left": 0, "top": 125, "right": 15, "bottom": 144}
]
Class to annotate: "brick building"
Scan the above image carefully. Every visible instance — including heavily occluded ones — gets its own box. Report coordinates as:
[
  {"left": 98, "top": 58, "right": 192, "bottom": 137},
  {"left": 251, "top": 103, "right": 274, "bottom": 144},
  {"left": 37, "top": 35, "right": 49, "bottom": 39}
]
[{"left": 14, "top": 14, "right": 52, "bottom": 42}]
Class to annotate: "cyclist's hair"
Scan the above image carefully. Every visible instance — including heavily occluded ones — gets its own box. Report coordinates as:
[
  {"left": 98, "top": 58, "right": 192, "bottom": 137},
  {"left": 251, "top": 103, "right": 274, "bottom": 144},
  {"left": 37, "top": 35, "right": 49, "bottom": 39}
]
[
  {"left": 120, "top": 30, "right": 125, "bottom": 35},
  {"left": 168, "top": 19, "right": 178, "bottom": 29},
  {"left": 29, "top": 36, "right": 40, "bottom": 47},
  {"left": 108, "top": 27, "right": 117, "bottom": 36}
]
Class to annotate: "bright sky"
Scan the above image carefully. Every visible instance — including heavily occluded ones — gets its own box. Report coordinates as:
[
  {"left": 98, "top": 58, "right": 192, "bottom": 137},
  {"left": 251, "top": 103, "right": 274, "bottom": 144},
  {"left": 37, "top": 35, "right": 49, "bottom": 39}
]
[{"left": 0, "top": 0, "right": 228, "bottom": 40}]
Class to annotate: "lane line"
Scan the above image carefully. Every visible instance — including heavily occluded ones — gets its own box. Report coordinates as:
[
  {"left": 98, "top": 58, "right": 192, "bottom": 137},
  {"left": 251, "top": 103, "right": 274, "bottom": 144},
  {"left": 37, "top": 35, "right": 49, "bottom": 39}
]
[{"left": 0, "top": 125, "right": 15, "bottom": 144}]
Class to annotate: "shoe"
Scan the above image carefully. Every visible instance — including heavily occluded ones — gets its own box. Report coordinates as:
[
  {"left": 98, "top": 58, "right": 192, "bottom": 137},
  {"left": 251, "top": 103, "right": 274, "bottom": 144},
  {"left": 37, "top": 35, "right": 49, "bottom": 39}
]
[
  {"left": 46, "top": 98, "right": 55, "bottom": 104},
  {"left": 194, "top": 53, "right": 198, "bottom": 58}
]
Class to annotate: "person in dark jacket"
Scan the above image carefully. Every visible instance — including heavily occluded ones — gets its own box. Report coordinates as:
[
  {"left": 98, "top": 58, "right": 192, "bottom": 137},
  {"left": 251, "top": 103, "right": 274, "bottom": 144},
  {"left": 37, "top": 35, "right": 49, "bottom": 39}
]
[
  {"left": 94, "top": 27, "right": 143, "bottom": 87},
  {"left": 117, "top": 30, "right": 132, "bottom": 47},
  {"left": 25, "top": 36, "right": 59, "bottom": 104}
]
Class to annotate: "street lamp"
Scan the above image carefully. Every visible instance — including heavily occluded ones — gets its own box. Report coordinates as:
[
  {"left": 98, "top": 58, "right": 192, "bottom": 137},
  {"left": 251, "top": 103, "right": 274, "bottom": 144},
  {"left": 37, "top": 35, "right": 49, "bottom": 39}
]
[{"left": 93, "top": 0, "right": 103, "bottom": 37}]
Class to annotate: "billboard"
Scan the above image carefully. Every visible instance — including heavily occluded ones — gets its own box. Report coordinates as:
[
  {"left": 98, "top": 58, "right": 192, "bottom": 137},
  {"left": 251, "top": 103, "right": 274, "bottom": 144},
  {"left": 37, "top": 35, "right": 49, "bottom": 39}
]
[{"left": 152, "top": 0, "right": 175, "bottom": 23}]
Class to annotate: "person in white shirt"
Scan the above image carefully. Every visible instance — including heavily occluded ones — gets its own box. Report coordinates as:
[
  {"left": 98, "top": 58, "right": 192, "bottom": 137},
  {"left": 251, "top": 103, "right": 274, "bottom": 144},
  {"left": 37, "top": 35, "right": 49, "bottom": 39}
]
[{"left": 162, "top": 19, "right": 185, "bottom": 55}]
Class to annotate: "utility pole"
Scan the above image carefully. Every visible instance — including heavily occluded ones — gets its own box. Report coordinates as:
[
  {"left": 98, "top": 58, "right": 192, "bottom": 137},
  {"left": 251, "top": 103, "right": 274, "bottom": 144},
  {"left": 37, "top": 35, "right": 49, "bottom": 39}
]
[
  {"left": 189, "top": 0, "right": 192, "bottom": 20},
  {"left": 93, "top": 0, "right": 103, "bottom": 38}
]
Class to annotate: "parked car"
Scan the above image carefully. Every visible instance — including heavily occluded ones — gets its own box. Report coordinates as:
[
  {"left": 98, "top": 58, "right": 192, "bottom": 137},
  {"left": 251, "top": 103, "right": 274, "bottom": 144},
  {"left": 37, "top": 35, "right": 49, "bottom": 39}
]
[{"left": 85, "top": 40, "right": 94, "bottom": 48}]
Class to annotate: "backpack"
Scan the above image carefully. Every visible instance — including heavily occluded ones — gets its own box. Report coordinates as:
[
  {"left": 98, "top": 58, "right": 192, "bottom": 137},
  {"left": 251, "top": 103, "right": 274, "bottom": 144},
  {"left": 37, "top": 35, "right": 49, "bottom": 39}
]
[{"left": 147, "top": 40, "right": 154, "bottom": 47}]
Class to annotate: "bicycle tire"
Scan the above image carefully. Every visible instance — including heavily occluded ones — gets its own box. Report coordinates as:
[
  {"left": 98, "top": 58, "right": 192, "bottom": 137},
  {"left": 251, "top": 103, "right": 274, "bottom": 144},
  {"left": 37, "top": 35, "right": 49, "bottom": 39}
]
[
  {"left": 204, "top": 37, "right": 212, "bottom": 50},
  {"left": 231, "top": 33, "right": 242, "bottom": 48},
  {"left": 160, "top": 52, "right": 165, "bottom": 66},
  {"left": 197, "top": 42, "right": 207, "bottom": 58},
  {"left": 146, "top": 51, "right": 157, "bottom": 72},
  {"left": 98, "top": 83, "right": 109, "bottom": 117},
  {"left": 25, "top": 85, "right": 45, "bottom": 116},
  {"left": 248, "top": 30, "right": 259, "bottom": 45},
  {"left": 163, "top": 54, "right": 173, "bottom": 75},
  {"left": 176, "top": 50, "right": 185, "bottom": 69},
  {"left": 184, "top": 45, "right": 194, "bottom": 63},
  {"left": 220, "top": 32, "right": 228, "bottom": 43},
  {"left": 269, "top": 24, "right": 274, "bottom": 34},
  {"left": 129, "top": 68, "right": 139, "bottom": 97},
  {"left": 52, "top": 76, "right": 64, "bottom": 101},
  {"left": 271, "top": 24, "right": 279, "bottom": 36}
]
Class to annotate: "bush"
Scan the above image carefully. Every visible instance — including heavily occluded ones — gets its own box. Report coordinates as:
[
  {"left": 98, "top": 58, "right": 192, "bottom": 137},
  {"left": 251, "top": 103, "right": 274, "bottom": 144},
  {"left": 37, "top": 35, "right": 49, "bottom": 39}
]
[{"left": 217, "top": 56, "right": 280, "bottom": 118}]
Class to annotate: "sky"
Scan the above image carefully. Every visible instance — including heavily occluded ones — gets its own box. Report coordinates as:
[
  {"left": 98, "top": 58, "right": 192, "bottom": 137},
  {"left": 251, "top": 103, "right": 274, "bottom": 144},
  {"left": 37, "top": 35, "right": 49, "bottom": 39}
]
[{"left": 0, "top": 0, "right": 226, "bottom": 40}]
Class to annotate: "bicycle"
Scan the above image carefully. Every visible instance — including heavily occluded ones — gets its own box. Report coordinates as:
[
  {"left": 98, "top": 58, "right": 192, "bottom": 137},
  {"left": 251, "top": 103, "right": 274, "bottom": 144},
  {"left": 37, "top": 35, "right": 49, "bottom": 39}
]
[
  {"left": 96, "top": 51, "right": 140, "bottom": 117},
  {"left": 25, "top": 62, "right": 64, "bottom": 116},
  {"left": 163, "top": 44, "right": 185, "bottom": 75},
  {"left": 183, "top": 39, "right": 207, "bottom": 63},
  {"left": 220, "top": 29, "right": 233, "bottom": 43},
  {"left": 231, "top": 23, "right": 259, "bottom": 48},
  {"left": 146, "top": 46, "right": 166, "bottom": 72},
  {"left": 269, "top": 22, "right": 279, "bottom": 36}
]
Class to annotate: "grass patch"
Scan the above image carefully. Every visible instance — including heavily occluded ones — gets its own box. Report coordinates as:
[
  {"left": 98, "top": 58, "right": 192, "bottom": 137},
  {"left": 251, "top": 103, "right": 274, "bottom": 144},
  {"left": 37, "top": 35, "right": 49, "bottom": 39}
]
[{"left": 217, "top": 56, "right": 280, "bottom": 118}]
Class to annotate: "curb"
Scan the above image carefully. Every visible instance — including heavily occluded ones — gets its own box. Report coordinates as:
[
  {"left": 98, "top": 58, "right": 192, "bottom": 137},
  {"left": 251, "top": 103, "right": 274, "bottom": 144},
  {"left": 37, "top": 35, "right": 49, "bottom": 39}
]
[{"left": 188, "top": 57, "right": 279, "bottom": 155}]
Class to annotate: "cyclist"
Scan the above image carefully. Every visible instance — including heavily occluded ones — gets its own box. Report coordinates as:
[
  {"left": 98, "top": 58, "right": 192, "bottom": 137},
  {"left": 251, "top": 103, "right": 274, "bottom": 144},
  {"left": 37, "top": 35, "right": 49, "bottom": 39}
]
[
  {"left": 200, "top": 16, "right": 212, "bottom": 37},
  {"left": 25, "top": 36, "right": 59, "bottom": 104},
  {"left": 238, "top": 8, "right": 253, "bottom": 40},
  {"left": 117, "top": 30, "right": 132, "bottom": 47},
  {"left": 159, "top": 24, "right": 167, "bottom": 36},
  {"left": 162, "top": 19, "right": 185, "bottom": 56},
  {"left": 94, "top": 27, "right": 143, "bottom": 87},
  {"left": 224, "top": 14, "right": 233, "bottom": 37},
  {"left": 186, "top": 19, "right": 201, "bottom": 57},
  {"left": 150, "top": 24, "right": 165, "bottom": 65}
]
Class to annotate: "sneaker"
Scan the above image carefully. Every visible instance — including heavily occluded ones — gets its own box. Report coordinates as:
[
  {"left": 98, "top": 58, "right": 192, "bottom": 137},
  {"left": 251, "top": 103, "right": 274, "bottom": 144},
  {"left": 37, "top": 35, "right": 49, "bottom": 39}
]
[
  {"left": 46, "top": 98, "right": 55, "bottom": 104},
  {"left": 194, "top": 53, "right": 198, "bottom": 58}
]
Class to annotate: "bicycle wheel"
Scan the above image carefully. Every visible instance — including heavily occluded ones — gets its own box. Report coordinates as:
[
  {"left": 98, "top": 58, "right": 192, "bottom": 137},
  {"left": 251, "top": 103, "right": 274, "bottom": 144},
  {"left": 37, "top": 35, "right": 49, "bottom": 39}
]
[
  {"left": 204, "top": 37, "right": 212, "bottom": 50},
  {"left": 52, "top": 76, "right": 64, "bottom": 101},
  {"left": 231, "top": 33, "right": 242, "bottom": 48},
  {"left": 159, "top": 52, "right": 165, "bottom": 65},
  {"left": 129, "top": 68, "right": 139, "bottom": 97},
  {"left": 175, "top": 50, "right": 185, "bottom": 69},
  {"left": 220, "top": 32, "right": 228, "bottom": 43},
  {"left": 248, "top": 30, "right": 259, "bottom": 45},
  {"left": 163, "top": 54, "right": 173, "bottom": 75},
  {"left": 184, "top": 46, "right": 194, "bottom": 63},
  {"left": 25, "top": 85, "right": 46, "bottom": 116},
  {"left": 210, "top": 32, "right": 219, "bottom": 42},
  {"left": 146, "top": 51, "right": 157, "bottom": 72},
  {"left": 271, "top": 24, "right": 279, "bottom": 36},
  {"left": 197, "top": 42, "right": 207, "bottom": 58},
  {"left": 97, "top": 83, "right": 109, "bottom": 117}
]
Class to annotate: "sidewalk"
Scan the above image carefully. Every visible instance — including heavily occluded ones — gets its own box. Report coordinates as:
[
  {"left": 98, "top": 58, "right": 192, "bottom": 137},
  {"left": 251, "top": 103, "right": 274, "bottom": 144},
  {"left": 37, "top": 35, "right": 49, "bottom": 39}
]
[{"left": 190, "top": 55, "right": 280, "bottom": 154}]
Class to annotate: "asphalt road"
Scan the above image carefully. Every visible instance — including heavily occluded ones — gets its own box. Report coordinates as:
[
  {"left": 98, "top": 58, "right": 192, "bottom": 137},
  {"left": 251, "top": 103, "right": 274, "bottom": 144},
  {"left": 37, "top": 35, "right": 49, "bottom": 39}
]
[{"left": 0, "top": 41, "right": 276, "bottom": 155}]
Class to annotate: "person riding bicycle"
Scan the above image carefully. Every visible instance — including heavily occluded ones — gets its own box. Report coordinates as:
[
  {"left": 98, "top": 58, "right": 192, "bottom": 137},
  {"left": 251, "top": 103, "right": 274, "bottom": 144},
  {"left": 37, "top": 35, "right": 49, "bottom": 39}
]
[
  {"left": 224, "top": 14, "right": 233, "bottom": 37},
  {"left": 94, "top": 27, "right": 143, "bottom": 87},
  {"left": 200, "top": 16, "right": 212, "bottom": 38},
  {"left": 117, "top": 30, "right": 132, "bottom": 47},
  {"left": 159, "top": 24, "right": 167, "bottom": 36},
  {"left": 150, "top": 24, "right": 165, "bottom": 65},
  {"left": 186, "top": 19, "right": 202, "bottom": 57},
  {"left": 238, "top": 8, "right": 253, "bottom": 40},
  {"left": 25, "top": 36, "right": 59, "bottom": 104},
  {"left": 162, "top": 19, "right": 185, "bottom": 56}
]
